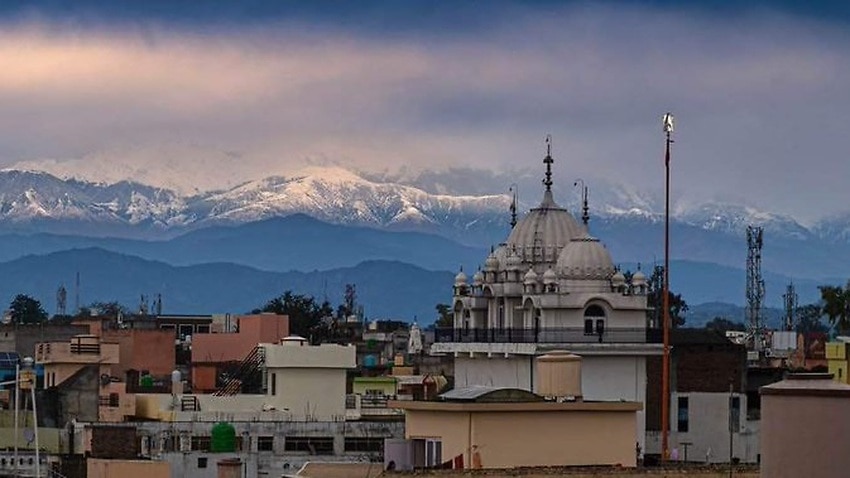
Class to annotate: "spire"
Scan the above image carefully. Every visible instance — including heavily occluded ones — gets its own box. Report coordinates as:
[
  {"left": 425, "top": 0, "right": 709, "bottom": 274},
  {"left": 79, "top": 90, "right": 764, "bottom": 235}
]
[
  {"left": 574, "top": 179, "right": 590, "bottom": 227},
  {"left": 543, "top": 135, "right": 553, "bottom": 192}
]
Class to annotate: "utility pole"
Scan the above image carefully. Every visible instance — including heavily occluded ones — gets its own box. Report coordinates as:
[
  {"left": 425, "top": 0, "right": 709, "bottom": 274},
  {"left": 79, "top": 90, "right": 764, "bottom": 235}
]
[{"left": 661, "top": 112, "right": 675, "bottom": 462}]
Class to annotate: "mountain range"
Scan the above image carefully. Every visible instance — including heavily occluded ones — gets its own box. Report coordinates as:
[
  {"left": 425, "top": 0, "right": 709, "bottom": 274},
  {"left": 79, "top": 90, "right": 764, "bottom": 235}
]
[{"left": 0, "top": 164, "right": 846, "bottom": 319}]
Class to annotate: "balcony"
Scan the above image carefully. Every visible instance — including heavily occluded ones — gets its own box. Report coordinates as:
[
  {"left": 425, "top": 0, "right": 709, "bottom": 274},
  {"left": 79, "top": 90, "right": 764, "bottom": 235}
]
[{"left": 434, "top": 327, "right": 662, "bottom": 344}]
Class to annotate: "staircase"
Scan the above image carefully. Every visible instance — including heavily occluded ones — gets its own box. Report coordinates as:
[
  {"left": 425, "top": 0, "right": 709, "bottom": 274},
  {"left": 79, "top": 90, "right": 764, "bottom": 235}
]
[{"left": 213, "top": 345, "right": 266, "bottom": 396}]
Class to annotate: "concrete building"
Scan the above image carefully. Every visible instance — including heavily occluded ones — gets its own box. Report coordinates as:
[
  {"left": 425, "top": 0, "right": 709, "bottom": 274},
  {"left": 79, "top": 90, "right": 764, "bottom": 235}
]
[
  {"left": 645, "top": 329, "right": 757, "bottom": 463},
  {"left": 391, "top": 387, "right": 640, "bottom": 469},
  {"left": 88, "top": 458, "right": 171, "bottom": 478},
  {"left": 36, "top": 334, "right": 119, "bottom": 389},
  {"left": 761, "top": 373, "right": 850, "bottom": 478},
  {"left": 102, "top": 328, "right": 176, "bottom": 379},
  {"left": 191, "top": 314, "right": 289, "bottom": 393},
  {"left": 826, "top": 338, "right": 850, "bottom": 383},
  {"left": 432, "top": 146, "right": 660, "bottom": 449}
]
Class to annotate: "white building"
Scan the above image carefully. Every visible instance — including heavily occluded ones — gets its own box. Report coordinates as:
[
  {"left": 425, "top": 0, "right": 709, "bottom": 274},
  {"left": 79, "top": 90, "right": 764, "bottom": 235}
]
[{"left": 432, "top": 144, "right": 662, "bottom": 448}]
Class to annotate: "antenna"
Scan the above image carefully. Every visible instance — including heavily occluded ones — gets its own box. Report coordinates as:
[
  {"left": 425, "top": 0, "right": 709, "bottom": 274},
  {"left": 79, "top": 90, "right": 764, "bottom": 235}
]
[
  {"left": 75, "top": 271, "right": 80, "bottom": 314},
  {"left": 543, "top": 135, "right": 553, "bottom": 191},
  {"left": 746, "top": 226, "right": 766, "bottom": 353},
  {"left": 56, "top": 285, "right": 67, "bottom": 317},
  {"left": 573, "top": 179, "right": 589, "bottom": 227},
  {"left": 782, "top": 282, "right": 798, "bottom": 332},
  {"left": 509, "top": 184, "right": 518, "bottom": 229}
]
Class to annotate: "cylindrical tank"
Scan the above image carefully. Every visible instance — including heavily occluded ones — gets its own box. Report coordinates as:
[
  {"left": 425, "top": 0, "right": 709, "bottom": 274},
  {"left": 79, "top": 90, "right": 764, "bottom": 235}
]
[
  {"left": 140, "top": 375, "right": 154, "bottom": 388},
  {"left": 364, "top": 355, "right": 378, "bottom": 368},
  {"left": 210, "top": 422, "right": 237, "bottom": 453},
  {"left": 536, "top": 352, "right": 582, "bottom": 399}
]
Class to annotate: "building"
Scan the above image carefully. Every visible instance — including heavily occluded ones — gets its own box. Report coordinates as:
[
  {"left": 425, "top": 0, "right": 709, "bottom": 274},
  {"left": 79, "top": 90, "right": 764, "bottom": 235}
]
[
  {"left": 191, "top": 314, "right": 289, "bottom": 393},
  {"left": 645, "top": 329, "right": 757, "bottom": 463},
  {"left": 432, "top": 145, "right": 660, "bottom": 448},
  {"left": 826, "top": 338, "right": 850, "bottom": 383},
  {"left": 761, "top": 373, "right": 850, "bottom": 478},
  {"left": 389, "top": 353, "right": 641, "bottom": 470}
]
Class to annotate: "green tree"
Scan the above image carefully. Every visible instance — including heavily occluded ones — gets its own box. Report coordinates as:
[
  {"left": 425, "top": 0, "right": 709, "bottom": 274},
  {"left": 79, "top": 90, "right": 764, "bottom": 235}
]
[
  {"left": 705, "top": 317, "right": 746, "bottom": 333},
  {"left": 9, "top": 294, "right": 48, "bottom": 325},
  {"left": 646, "top": 266, "right": 688, "bottom": 327},
  {"left": 796, "top": 303, "right": 829, "bottom": 334},
  {"left": 820, "top": 282, "right": 850, "bottom": 334},
  {"left": 435, "top": 303, "right": 453, "bottom": 327},
  {"left": 257, "top": 291, "right": 334, "bottom": 342}
]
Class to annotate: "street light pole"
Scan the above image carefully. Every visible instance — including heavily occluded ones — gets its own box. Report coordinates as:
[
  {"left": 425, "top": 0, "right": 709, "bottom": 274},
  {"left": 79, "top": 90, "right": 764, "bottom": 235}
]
[{"left": 661, "top": 112, "right": 675, "bottom": 462}]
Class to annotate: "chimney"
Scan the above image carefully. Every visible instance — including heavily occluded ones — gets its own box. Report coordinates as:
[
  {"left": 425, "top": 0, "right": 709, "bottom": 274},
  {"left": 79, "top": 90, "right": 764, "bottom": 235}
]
[{"left": 536, "top": 352, "right": 582, "bottom": 400}]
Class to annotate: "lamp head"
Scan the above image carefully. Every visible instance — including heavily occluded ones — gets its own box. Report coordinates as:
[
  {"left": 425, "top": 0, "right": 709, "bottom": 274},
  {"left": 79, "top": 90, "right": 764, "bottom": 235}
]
[{"left": 662, "top": 112, "right": 674, "bottom": 134}]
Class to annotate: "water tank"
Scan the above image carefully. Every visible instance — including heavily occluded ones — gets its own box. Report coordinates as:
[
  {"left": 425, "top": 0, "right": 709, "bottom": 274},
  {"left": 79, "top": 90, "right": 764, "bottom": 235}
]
[
  {"left": 536, "top": 352, "right": 582, "bottom": 399},
  {"left": 140, "top": 375, "right": 154, "bottom": 388},
  {"left": 364, "top": 355, "right": 378, "bottom": 368},
  {"left": 210, "top": 422, "right": 237, "bottom": 453}
]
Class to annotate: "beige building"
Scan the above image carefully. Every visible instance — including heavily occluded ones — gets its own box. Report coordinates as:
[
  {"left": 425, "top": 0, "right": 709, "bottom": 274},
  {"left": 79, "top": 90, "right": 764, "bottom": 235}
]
[
  {"left": 761, "top": 373, "right": 850, "bottom": 478},
  {"left": 391, "top": 387, "right": 640, "bottom": 469},
  {"left": 35, "top": 334, "right": 119, "bottom": 388},
  {"left": 87, "top": 458, "right": 171, "bottom": 478}
]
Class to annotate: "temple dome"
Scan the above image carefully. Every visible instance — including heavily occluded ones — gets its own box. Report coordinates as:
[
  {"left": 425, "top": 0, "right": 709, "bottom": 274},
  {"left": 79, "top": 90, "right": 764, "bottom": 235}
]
[{"left": 556, "top": 234, "right": 615, "bottom": 280}]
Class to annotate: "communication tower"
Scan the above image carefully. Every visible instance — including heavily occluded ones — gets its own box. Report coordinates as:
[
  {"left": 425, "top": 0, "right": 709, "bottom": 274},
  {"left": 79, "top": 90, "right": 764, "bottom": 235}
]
[
  {"left": 56, "top": 285, "right": 67, "bottom": 316},
  {"left": 746, "top": 226, "right": 766, "bottom": 351},
  {"left": 782, "top": 282, "right": 798, "bottom": 332}
]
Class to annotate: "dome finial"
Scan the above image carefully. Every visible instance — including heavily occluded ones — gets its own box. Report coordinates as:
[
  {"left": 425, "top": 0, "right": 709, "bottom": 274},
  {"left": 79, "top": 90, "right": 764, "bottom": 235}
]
[
  {"left": 543, "top": 135, "right": 554, "bottom": 192},
  {"left": 509, "top": 184, "right": 518, "bottom": 229}
]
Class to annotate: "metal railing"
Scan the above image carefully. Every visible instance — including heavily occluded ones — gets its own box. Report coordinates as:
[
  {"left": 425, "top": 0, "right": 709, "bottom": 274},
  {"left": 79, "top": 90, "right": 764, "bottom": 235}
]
[{"left": 434, "top": 327, "right": 661, "bottom": 344}]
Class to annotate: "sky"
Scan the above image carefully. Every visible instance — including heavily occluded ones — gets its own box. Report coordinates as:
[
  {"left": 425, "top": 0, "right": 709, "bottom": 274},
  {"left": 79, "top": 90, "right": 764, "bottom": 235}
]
[{"left": 1, "top": 1, "right": 850, "bottom": 222}]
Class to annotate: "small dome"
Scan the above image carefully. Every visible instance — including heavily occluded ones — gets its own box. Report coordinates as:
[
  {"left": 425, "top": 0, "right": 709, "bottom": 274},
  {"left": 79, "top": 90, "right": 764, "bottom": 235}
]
[
  {"left": 632, "top": 269, "right": 646, "bottom": 287},
  {"left": 472, "top": 269, "right": 484, "bottom": 286},
  {"left": 543, "top": 268, "right": 558, "bottom": 284},
  {"left": 484, "top": 251, "right": 500, "bottom": 271},
  {"left": 506, "top": 250, "right": 523, "bottom": 271},
  {"left": 454, "top": 269, "right": 468, "bottom": 286},
  {"left": 611, "top": 270, "right": 626, "bottom": 288},
  {"left": 523, "top": 267, "right": 539, "bottom": 285},
  {"left": 556, "top": 234, "right": 615, "bottom": 280}
]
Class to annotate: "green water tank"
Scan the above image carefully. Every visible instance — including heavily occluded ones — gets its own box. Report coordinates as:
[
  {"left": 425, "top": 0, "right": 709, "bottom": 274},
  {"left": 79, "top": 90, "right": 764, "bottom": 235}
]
[
  {"left": 210, "top": 422, "right": 237, "bottom": 452},
  {"left": 140, "top": 375, "right": 154, "bottom": 388}
]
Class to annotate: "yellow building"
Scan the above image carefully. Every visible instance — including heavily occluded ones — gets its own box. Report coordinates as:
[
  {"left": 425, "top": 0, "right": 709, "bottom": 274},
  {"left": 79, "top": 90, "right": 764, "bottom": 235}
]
[
  {"left": 826, "top": 340, "right": 850, "bottom": 384},
  {"left": 390, "top": 387, "right": 640, "bottom": 469}
]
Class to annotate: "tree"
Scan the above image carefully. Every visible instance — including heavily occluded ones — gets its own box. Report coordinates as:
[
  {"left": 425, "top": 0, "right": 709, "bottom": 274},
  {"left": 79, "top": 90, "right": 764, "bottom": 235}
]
[
  {"left": 820, "top": 282, "right": 850, "bottom": 334},
  {"left": 646, "top": 266, "right": 688, "bottom": 327},
  {"left": 257, "top": 291, "right": 334, "bottom": 342},
  {"left": 796, "top": 303, "right": 829, "bottom": 334},
  {"left": 435, "top": 303, "right": 453, "bottom": 327},
  {"left": 80, "top": 301, "right": 130, "bottom": 318},
  {"left": 9, "top": 294, "right": 48, "bottom": 325},
  {"left": 705, "top": 317, "right": 746, "bottom": 333}
]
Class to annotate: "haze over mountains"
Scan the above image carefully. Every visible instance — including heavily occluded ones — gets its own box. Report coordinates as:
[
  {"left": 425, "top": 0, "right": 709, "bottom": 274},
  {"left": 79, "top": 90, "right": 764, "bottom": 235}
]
[{"left": 0, "top": 163, "right": 846, "bottom": 322}]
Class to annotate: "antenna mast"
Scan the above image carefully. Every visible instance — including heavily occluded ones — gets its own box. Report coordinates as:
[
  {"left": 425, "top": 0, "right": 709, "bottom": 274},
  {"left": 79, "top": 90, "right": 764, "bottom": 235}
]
[
  {"left": 746, "top": 225, "right": 766, "bottom": 352},
  {"left": 782, "top": 282, "right": 798, "bottom": 332},
  {"left": 56, "top": 285, "right": 67, "bottom": 317}
]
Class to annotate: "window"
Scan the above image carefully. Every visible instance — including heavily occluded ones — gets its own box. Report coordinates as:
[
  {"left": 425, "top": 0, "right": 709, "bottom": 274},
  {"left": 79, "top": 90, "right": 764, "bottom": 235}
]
[
  {"left": 257, "top": 436, "right": 274, "bottom": 451},
  {"left": 677, "top": 396, "right": 689, "bottom": 432},
  {"left": 197, "top": 457, "right": 208, "bottom": 469},
  {"left": 108, "top": 393, "right": 120, "bottom": 407},
  {"left": 271, "top": 372, "right": 276, "bottom": 396},
  {"left": 584, "top": 305, "right": 606, "bottom": 336},
  {"left": 344, "top": 437, "right": 384, "bottom": 453},
  {"left": 284, "top": 436, "right": 335, "bottom": 455},
  {"left": 584, "top": 319, "right": 594, "bottom": 335},
  {"left": 179, "top": 324, "right": 194, "bottom": 339},
  {"left": 197, "top": 325, "right": 211, "bottom": 334},
  {"left": 426, "top": 439, "right": 442, "bottom": 467},
  {"left": 497, "top": 301, "right": 505, "bottom": 330},
  {"left": 191, "top": 436, "right": 211, "bottom": 451}
]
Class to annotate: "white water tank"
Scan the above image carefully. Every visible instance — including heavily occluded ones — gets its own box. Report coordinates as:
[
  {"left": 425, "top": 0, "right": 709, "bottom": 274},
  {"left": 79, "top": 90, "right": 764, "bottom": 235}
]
[{"left": 536, "top": 352, "right": 582, "bottom": 399}]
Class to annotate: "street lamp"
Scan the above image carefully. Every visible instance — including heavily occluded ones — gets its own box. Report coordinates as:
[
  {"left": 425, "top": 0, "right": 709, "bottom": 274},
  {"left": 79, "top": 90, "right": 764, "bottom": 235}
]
[{"left": 661, "top": 112, "right": 674, "bottom": 462}]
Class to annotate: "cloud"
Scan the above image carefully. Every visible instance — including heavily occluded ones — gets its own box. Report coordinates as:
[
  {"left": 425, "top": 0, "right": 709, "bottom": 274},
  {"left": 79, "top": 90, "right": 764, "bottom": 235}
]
[{"left": 1, "top": 4, "right": 849, "bottom": 221}]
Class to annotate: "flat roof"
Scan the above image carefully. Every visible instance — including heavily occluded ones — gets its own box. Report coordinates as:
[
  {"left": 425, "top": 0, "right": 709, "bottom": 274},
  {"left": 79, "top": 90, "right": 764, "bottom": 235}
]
[{"left": 388, "top": 399, "right": 642, "bottom": 413}]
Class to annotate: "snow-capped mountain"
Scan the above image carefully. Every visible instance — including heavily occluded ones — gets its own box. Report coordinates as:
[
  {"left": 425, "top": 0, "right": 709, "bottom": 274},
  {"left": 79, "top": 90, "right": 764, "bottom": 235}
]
[{"left": 0, "top": 164, "right": 837, "bottom": 248}]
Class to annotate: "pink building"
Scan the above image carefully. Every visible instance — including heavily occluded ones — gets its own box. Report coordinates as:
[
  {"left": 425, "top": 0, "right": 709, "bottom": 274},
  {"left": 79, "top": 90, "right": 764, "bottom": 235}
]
[{"left": 191, "top": 314, "right": 289, "bottom": 392}]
